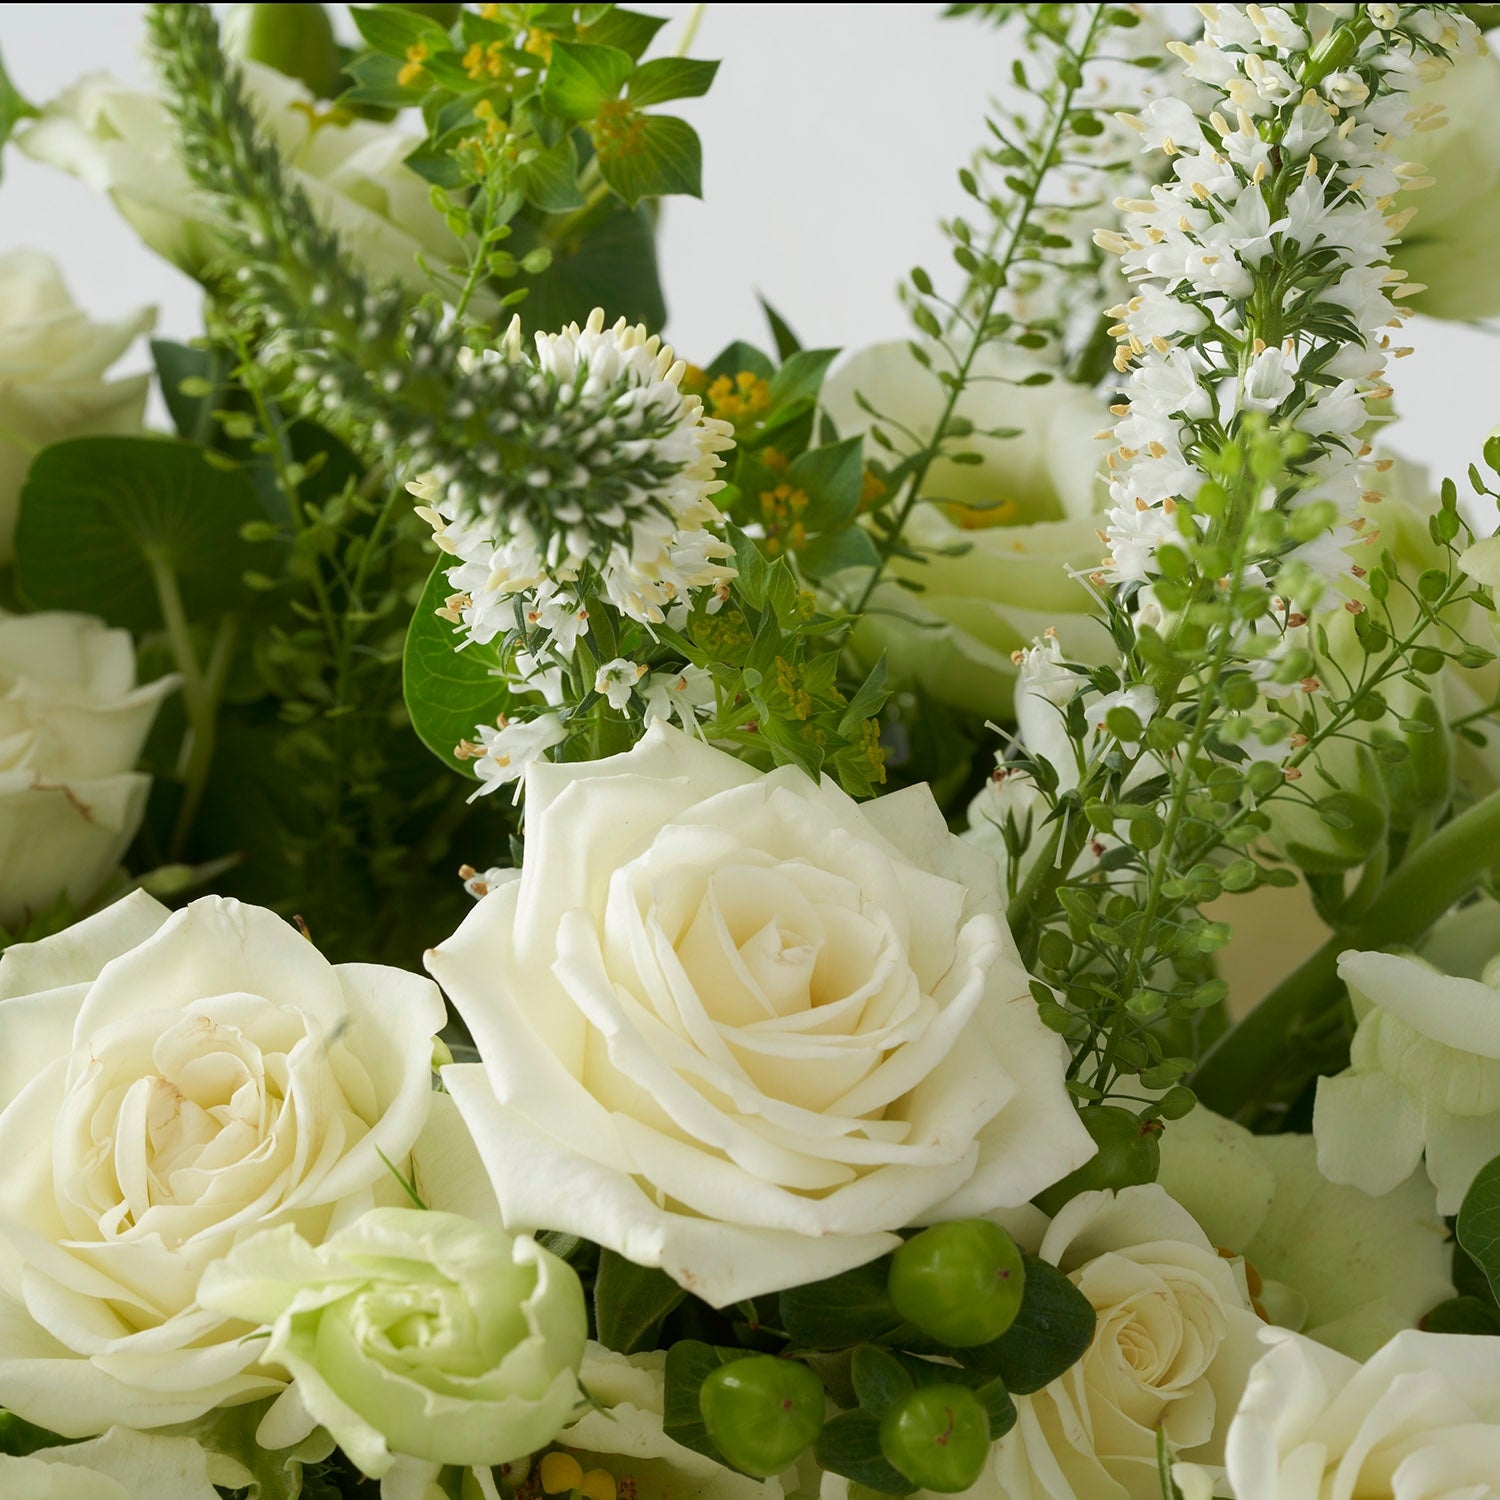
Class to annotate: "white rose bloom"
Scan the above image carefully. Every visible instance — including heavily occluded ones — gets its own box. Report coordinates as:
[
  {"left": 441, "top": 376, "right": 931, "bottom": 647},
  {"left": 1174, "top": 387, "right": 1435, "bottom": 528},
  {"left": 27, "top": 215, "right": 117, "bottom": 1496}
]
[
  {"left": 0, "top": 609, "right": 176, "bottom": 929},
  {"left": 1314, "top": 898, "right": 1500, "bottom": 1214},
  {"left": 1183, "top": 1326, "right": 1500, "bottom": 1499},
  {"left": 0, "top": 890, "right": 447, "bottom": 1436},
  {"left": 819, "top": 342, "right": 1113, "bottom": 721},
  {"left": 1157, "top": 1106, "right": 1453, "bottom": 1360},
  {"left": 0, "top": 251, "right": 151, "bottom": 564},
  {"left": 0, "top": 1428, "right": 223, "bottom": 1500},
  {"left": 427, "top": 721, "right": 1092, "bottom": 1308},
  {"left": 19, "top": 62, "right": 452, "bottom": 294},
  {"left": 527, "top": 1343, "right": 797, "bottom": 1500},
  {"left": 987, "top": 1186, "right": 1264, "bottom": 1500}
]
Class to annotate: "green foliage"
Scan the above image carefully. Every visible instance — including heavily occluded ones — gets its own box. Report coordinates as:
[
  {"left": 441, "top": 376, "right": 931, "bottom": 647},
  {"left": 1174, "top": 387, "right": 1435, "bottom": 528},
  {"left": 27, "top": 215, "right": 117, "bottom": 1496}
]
[
  {"left": 0, "top": 41, "right": 37, "bottom": 182},
  {"left": 593, "top": 1250, "right": 687, "bottom": 1353},
  {"left": 1457, "top": 1154, "right": 1500, "bottom": 1304}
]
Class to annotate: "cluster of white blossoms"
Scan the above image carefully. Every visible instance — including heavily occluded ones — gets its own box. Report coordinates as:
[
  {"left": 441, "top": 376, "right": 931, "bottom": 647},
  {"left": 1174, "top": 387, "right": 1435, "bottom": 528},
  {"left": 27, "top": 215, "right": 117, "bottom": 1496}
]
[
  {"left": 414, "top": 309, "right": 735, "bottom": 798},
  {"left": 1097, "top": 3, "right": 1478, "bottom": 611},
  {"left": 414, "top": 308, "right": 735, "bottom": 649}
]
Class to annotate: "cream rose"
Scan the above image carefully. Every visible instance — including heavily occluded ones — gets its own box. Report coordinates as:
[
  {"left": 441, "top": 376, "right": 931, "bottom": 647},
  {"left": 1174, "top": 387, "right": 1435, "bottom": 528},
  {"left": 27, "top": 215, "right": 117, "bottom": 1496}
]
[
  {"left": 1314, "top": 897, "right": 1500, "bottom": 1214},
  {"left": 818, "top": 342, "right": 1113, "bottom": 720},
  {"left": 0, "top": 609, "right": 176, "bottom": 929},
  {"left": 0, "top": 1428, "right": 224, "bottom": 1500},
  {"left": 19, "top": 63, "right": 452, "bottom": 294},
  {"left": 427, "top": 721, "right": 1093, "bottom": 1308},
  {"left": 1184, "top": 1326, "right": 1500, "bottom": 1500},
  {"left": 0, "top": 890, "right": 447, "bottom": 1436},
  {"left": 0, "top": 251, "right": 151, "bottom": 565},
  {"left": 993, "top": 1185, "right": 1263, "bottom": 1500},
  {"left": 1156, "top": 1106, "right": 1453, "bottom": 1360}
]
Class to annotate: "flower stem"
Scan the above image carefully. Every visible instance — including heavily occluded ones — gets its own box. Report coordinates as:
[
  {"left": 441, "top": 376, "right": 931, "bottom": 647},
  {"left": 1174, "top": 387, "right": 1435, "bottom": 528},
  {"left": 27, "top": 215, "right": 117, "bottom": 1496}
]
[{"left": 1192, "top": 784, "right": 1500, "bottom": 1118}]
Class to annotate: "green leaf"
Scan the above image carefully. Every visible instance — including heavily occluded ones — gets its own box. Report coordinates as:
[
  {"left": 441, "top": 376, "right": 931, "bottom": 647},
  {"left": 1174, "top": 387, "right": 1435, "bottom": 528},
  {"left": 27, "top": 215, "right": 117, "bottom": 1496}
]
[
  {"left": 1457, "top": 1154, "right": 1500, "bottom": 1304},
  {"left": 15, "top": 436, "right": 272, "bottom": 632},
  {"left": 152, "top": 339, "right": 232, "bottom": 447},
  {"left": 0, "top": 1412, "right": 71, "bottom": 1458},
  {"left": 849, "top": 1345, "right": 914, "bottom": 1417},
  {"left": 402, "top": 560, "right": 515, "bottom": 777},
  {"left": 0, "top": 43, "right": 37, "bottom": 182},
  {"left": 579, "top": 6, "right": 669, "bottom": 60},
  {"left": 814, "top": 1411, "right": 915, "bottom": 1496},
  {"left": 597, "top": 113, "right": 703, "bottom": 204},
  {"left": 778, "top": 1255, "right": 900, "bottom": 1349},
  {"left": 728, "top": 524, "right": 770, "bottom": 608},
  {"left": 789, "top": 436, "right": 865, "bottom": 533},
  {"left": 349, "top": 4, "right": 451, "bottom": 57},
  {"left": 768, "top": 348, "right": 840, "bottom": 411},
  {"left": 798, "top": 525, "right": 881, "bottom": 580},
  {"left": 512, "top": 198, "right": 666, "bottom": 333},
  {"left": 760, "top": 297, "right": 803, "bottom": 360},
  {"left": 519, "top": 132, "right": 587, "bottom": 212},
  {"left": 594, "top": 1249, "right": 688, "bottom": 1353},
  {"left": 706, "top": 341, "right": 776, "bottom": 382},
  {"left": 627, "top": 56, "right": 720, "bottom": 107},
  {"left": 339, "top": 48, "right": 429, "bottom": 108},
  {"left": 542, "top": 40, "right": 634, "bottom": 120},
  {"left": 838, "top": 659, "right": 888, "bottom": 738},
  {"left": 662, "top": 1340, "right": 745, "bottom": 1462},
  {"left": 1420, "top": 1295, "right": 1500, "bottom": 1335},
  {"left": 956, "top": 1256, "right": 1095, "bottom": 1394}
]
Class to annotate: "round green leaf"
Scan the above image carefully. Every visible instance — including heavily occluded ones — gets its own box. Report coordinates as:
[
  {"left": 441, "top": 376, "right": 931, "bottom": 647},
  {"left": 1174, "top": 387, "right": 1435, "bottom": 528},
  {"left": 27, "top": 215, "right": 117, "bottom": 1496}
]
[{"left": 15, "top": 435, "right": 273, "bottom": 632}]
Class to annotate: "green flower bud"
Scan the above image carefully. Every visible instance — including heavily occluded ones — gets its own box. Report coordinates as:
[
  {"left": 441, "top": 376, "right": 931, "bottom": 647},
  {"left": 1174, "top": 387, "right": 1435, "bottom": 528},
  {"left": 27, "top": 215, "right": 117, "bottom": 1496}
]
[
  {"left": 878, "top": 1383, "right": 991, "bottom": 1493},
  {"left": 222, "top": 4, "right": 342, "bottom": 99},
  {"left": 698, "top": 1356, "right": 825, "bottom": 1479},
  {"left": 888, "top": 1220, "right": 1026, "bottom": 1347},
  {"left": 1034, "top": 1106, "right": 1161, "bottom": 1217}
]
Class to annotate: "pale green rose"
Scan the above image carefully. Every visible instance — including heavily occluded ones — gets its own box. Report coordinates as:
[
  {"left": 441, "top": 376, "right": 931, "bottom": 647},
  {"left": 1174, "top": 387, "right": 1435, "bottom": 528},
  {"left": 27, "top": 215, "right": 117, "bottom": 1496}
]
[
  {"left": 0, "top": 250, "right": 151, "bottom": 564},
  {"left": 1314, "top": 896, "right": 1500, "bottom": 1215},
  {"left": 0, "top": 609, "right": 177, "bottom": 928},
  {"left": 0, "top": 1428, "right": 224, "bottom": 1500},
  {"left": 197, "top": 1208, "right": 587, "bottom": 1481},
  {"left": 1156, "top": 1106, "right": 1453, "bottom": 1361},
  {"left": 819, "top": 342, "right": 1113, "bottom": 720},
  {"left": 19, "top": 63, "right": 452, "bottom": 294},
  {"left": 1397, "top": 46, "right": 1500, "bottom": 321},
  {"left": 523, "top": 1342, "right": 799, "bottom": 1500}
]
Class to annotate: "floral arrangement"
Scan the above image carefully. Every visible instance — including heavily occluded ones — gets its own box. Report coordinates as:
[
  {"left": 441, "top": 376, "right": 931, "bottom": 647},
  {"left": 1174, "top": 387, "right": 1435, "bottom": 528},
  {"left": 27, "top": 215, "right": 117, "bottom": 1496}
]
[{"left": 2, "top": 2, "right": 1500, "bottom": 1496}]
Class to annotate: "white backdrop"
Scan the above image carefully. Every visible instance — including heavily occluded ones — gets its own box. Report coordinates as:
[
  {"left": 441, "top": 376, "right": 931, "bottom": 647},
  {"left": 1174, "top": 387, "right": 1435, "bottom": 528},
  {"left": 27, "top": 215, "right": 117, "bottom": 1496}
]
[{"left": 0, "top": 2, "right": 1495, "bottom": 492}]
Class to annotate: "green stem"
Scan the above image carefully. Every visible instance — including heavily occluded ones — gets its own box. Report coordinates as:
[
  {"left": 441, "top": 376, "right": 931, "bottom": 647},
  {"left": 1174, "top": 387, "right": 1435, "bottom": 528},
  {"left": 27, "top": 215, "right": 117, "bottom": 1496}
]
[
  {"left": 850, "top": 2, "right": 1107, "bottom": 619},
  {"left": 1192, "top": 784, "right": 1500, "bottom": 1117}
]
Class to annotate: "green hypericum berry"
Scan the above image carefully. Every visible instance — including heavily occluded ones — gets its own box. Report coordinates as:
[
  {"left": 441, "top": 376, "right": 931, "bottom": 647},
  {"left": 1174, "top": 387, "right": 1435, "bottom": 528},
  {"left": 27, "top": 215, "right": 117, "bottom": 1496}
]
[
  {"left": 878, "top": 1384, "right": 991, "bottom": 1493},
  {"left": 699, "top": 1356, "right": 825, "bottom": 1479},
  {"left": 1034, "top": 1105, "right": 1161, "bottom": 1217},
  {"left": 222, "top": 3, "right": 342, "bottom": 99},
  {"left": 888, "top": 1220, "right": 1026, "bottom": 1347}
]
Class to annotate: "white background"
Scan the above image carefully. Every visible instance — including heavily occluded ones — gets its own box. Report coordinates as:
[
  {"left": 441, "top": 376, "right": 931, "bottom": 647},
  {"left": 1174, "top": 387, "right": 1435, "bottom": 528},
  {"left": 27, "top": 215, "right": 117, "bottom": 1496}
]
[{"left": 0, "top": 2, "right": 1495, "bottom": 493}]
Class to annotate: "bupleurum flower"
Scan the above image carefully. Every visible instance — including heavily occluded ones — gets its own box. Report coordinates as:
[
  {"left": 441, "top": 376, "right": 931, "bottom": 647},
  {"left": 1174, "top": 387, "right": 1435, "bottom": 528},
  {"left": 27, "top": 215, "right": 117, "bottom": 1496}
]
[{"left": 412, "top": 308, "right": 736, "bottom": 656}]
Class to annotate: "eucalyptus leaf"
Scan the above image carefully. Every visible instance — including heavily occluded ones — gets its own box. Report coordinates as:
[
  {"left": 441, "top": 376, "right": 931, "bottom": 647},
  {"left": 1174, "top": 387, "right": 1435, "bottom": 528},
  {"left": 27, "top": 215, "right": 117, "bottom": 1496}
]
[{"left": 15, "top": 436, "right": 273, "bottom": 632}]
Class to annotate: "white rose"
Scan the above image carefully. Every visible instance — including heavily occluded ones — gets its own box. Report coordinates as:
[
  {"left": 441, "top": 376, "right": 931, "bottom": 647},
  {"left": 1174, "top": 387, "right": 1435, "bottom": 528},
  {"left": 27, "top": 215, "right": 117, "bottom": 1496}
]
[
  {"left": 523, "top": 1343, "right": 798, "bottom": 1500},
  {"left": 1397, "top": 48, "right": 1500, "bottom": 321},
  {"left": 0, "top": 609, "right": 176, "bottom": 929},
  {"left": 1156, "top": 1106, "right": 1453, "bottom": 1359},
  {"left": 1314, "top": 897, "right": 1500, "bottom": 1214},
  {"left": 19, "top": 63, "right": 453, "bottom": 294},
  {"left": 0, "top": 251, "right": 151, "bottom": 564},
  {"left": 819, "top": 342, "right": 1113, "bottom": 720},
  {"left": 427, "top": 720, "right": 1093, "bottom": 1308},
  {"left": 1195, "top": 1326, "right": 1500, "bottom": 1499},
  {"left": 0, "top": 1428, "right": 223, "bottom": 1500},
  {"left": 0, "top": 889, "right": 447, "bottom": 1436},
  {"left": 993, "top": 1185, "right": 1263, "bottom": 1500}
]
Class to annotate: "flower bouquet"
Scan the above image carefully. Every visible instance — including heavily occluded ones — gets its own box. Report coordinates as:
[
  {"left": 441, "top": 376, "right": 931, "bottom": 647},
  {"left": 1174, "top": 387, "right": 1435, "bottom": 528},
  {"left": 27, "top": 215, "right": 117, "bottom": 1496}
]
[{"left": 2, "top": 2, "right": 1500, "bottom": 1496}]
